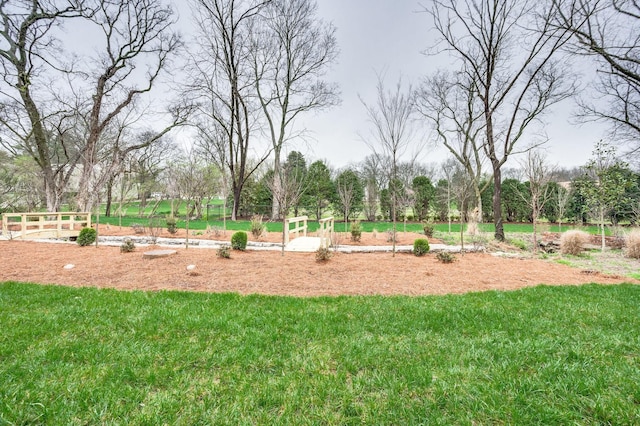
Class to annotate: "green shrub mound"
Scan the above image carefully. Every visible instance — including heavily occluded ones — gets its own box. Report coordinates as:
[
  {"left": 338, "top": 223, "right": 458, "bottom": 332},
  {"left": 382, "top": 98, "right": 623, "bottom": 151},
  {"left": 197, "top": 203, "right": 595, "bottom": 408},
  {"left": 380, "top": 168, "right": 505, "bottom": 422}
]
[
  {"left": 77, "top": 227, "right": 97, "bottom": 246},
  {"left": 166, "top": 216, "right": 177, "bottom": 234},
  {"left": 413, "top": 238, "right": 430, "bottom": 257},
  {"left": 231, "top": 231, "right": 248, "bottom": 250},
  {"left": 350, "top": 221, "right": 362, "bottom": 242}
]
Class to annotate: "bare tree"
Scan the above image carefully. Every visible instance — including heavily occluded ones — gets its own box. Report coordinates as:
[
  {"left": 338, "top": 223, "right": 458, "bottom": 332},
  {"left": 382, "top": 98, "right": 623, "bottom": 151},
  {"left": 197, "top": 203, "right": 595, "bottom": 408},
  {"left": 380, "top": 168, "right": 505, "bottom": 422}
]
[
  {"left": 519, "top": 150, "right": 555, "bottom": 252},
  {"left": 168, "top": 149, "right": 221, "bottom": 248},
  {"left": 359, "top": 154, "right": 387, "bottom": 221},
  {"left": 425, "top": 0, "right": 575, "bottom": 241},
  {"left": 251, "top": 0, "right": 339, "bottom": 219},
  {"left": 556, "top": 183, "right": 572, "bottom": 232},
  {"left": 361, "top": 76, "right": 418, "bottom": 256},
  {"left": 450, "top": 160, "right": 475, "bottom": 251},
  {"left": 417, "top": 70, "right": 491, "bottom": 220},
  {"left": 71, "top": 0, "right": 186, "bottom": 212},
  {"left": 267, "top": 163, "right": 306, "bottom": 256},
  {"left": 553, "top": 0, "right": 640, "bottom": 158},
  {"left": 187, "top": 0, "right": 272, "bottom": 221},
  {"left": 0, "top": 1, "right": 186, "bottom": 212},
  {"left": 0, "top": 0, "right": 87, "bottom": 211},
  {"left": 334, "top": 168, "right": 362, "bottom": 231}
]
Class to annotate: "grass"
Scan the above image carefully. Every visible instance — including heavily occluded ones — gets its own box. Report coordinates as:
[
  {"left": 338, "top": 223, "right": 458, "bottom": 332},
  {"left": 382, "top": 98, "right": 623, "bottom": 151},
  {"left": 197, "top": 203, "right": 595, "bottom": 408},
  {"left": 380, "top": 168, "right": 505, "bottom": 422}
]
[
  {"left": 95, "top": 214, "right": 605, "bottom": 237},
  {"left": 1, "top": 282, "right": 639, "bottom": 424}
]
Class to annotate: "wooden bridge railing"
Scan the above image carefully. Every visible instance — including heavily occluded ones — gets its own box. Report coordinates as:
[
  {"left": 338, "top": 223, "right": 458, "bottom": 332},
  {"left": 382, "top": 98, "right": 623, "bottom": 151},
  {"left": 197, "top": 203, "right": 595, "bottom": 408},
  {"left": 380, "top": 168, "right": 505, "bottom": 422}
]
[
  {"left": 2, "top": 212, "right": 91, "bottom": 239},
  {"left": 318, "top": 217, "right": 334, "bottom": 249},
  {"left": 284, "top": 216, "right": 308, "bottom": 245}
]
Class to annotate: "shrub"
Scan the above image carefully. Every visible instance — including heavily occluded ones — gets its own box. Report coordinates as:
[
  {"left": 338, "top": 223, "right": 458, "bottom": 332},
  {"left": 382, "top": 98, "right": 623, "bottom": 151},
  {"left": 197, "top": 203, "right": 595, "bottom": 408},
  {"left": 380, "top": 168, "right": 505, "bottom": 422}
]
[
  {"left": 166, "top": 216, "right": 177, "bottom": 234},
  {"left": 131, "top": 223, "right": 145, "bottom": 234},
  {"left": 560, "top": 230, "right": 589, "bottom": 255},
  {"left": 77, "top": 227, "right": 97, "bottom": 246},
  {"left": 316, "top": 246, "right": 333, "bottom": 262},
  {"left": 231, "top": 231, "right": 248, "bottom": 250},
  {"left": 148, "top": 217, "right": 163, "bottom": 243},
  {"left": 386, "top": 229, "right": 396, "bottom": 243},
  {"left": 217, "top": 245, "right": 231, "bottom": 259},
  {"left": 350, "top": 221, "right": 362, "bottom": 242},
  {"left": 436, "top": 251, "right": 456, "bottom": 263},
  {"left": 413, "top": 238, "right": 430, "bottom": 256},
  {"left": 120, "top": 238, "right": 135, "bottom": 253},
  {"left": 209, "top": 225, "right": 224, "bottom": 238},
  {"left": 626, "top": 230, "right": 640, "bottom": 259},
  {"left": 250, "top": 215, "right": 266, "bottom": 239},
  {"left": 423, "top": 222, "right": 435, "bottom": 237}
]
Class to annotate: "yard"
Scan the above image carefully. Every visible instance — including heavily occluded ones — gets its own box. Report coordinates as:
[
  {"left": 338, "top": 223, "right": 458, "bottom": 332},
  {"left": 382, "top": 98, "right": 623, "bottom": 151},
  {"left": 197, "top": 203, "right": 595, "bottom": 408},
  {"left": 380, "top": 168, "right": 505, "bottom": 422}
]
[
  {"left": 1, "top": 225, "right": 639, "bottom": 424},
  {"left": 1, "top": 282, "right": 639, "bottom": 424}
]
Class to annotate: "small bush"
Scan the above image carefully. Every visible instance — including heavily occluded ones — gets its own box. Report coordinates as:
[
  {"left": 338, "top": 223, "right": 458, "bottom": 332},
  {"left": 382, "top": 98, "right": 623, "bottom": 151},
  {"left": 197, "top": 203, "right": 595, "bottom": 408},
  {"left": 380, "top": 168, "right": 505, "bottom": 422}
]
[
  {"left": 436, "top": 251, "right": 456, "bottom": 263},
  {"left": 413, "top": 238, "right": 430, "bottom": 257},
  {"left": 148, "top": 217, "right": 163, "bottom": 243},
  {"left": 131, "top": 223, "right": 145, "bottom": 234},
  {"left": 216, "top": 245, "right": 231, "bottom": 259},
  {"left": 350, "top": 221, "right": 362, "bottom": 242},
  {"left": 77, "top": 227, "right": 97, "bottom": 246},
  {"left": 423, "top": 222, "right": 435, "bottom": 237},
  {"left": 166, "top": 216, "right": 177, "bottom": 234},
  {"left": 626, "top": 230, "right": 640, "bottom": 259},
  {"left": 316, "top": 246, "right": 333, "bottom": 262},
  {"left": 209, "top": 225, "right": 224, "bottom": 238},
  {"left": 120, "top": 238, "right": 135, "bottom": 253},
  {"left": 560, "top": 230, "right": 589, "bottom": 255},
  {"left": 386, "top": 229, "right": 396, "bottom": 243},
  {"left": 250, "top": 215, "right": 266, "bottom": 239},
  {"left": 231, "top": 231, "right": 248, "bottom": 250}
]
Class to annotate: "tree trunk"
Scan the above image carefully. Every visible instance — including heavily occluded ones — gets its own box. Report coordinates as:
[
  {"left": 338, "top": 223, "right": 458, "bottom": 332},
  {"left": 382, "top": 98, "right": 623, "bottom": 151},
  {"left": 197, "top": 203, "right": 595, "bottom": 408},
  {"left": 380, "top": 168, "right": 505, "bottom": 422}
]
[
  {"left": 232, "top": 186, "right": 241, "bottom": 221},
  {"left": 492, "top": 166, "right": 505, "bottom": 241},
  {"left": 600, "top": 208, "right": 606, "bottom": 252},
  {"left": 105, "top": 176, "right": 114, "bottom": 217},
  {"left": 271, "top": 148, "right": 282, "bottom": 221},
  {"left": 474, "top": 184, "right": 483, "bottom": 224},
  {"left": 44, "top": 179, "right": 62, "bottom": 213}
]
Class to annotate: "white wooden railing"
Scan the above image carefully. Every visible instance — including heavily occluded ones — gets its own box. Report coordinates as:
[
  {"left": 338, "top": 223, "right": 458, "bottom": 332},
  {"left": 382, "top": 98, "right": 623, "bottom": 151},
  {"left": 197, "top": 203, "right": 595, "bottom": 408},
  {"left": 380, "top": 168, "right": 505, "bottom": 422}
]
[
  {"left": 283, "top": 216, "right": 308, "bottom": 245},
  {"left": 2, "top": 212, "right": 91, "bottom": 239},
  {"left": 318, "top": 217, "right": 334, "bottom": 249}
]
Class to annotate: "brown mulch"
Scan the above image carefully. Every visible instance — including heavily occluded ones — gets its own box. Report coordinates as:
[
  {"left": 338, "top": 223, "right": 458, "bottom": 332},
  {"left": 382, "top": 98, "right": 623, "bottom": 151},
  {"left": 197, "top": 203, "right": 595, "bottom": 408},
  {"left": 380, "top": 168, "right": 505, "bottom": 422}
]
[{"left": 1, "top": 228, "right": 635, "bottom": 297}]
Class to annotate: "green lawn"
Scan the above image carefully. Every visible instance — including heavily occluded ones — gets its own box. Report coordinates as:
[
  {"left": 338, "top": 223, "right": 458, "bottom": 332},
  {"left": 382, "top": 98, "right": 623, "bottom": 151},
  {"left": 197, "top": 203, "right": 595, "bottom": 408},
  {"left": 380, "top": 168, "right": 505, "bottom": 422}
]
[
  {"left": 95, "top": 213, "right": 604, "bottom": 236},
  {"left": 1, "top": 282, "right": 639, "bottom": 424}
]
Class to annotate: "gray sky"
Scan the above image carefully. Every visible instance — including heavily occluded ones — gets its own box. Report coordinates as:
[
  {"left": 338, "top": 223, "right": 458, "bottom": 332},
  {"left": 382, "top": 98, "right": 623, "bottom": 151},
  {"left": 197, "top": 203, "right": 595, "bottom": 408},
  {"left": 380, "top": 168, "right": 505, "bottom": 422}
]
[{"left": 296, "top": 0, "right": 606, "bottom": 172}]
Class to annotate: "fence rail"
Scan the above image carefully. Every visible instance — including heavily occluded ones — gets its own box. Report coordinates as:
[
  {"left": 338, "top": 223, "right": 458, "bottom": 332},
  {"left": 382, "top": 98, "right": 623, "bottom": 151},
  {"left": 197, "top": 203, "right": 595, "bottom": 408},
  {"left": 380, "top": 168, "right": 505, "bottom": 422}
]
[{"left": 2, "top": 212, "right": 91, "bottom": 239}]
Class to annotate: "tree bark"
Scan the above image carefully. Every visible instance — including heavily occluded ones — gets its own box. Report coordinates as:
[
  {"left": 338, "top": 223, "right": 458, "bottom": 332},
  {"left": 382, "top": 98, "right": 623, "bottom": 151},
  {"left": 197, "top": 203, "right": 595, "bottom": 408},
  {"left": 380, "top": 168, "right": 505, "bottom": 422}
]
[{"left": 492, "top": 166, "right": 505, "bottom": 241}]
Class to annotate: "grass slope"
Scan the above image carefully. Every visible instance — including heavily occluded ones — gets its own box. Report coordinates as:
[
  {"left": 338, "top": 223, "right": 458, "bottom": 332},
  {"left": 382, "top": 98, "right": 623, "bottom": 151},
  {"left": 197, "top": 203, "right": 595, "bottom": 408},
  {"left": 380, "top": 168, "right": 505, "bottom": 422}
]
[{"left": 1, "top": 283, "right": 639, "bottom": 424}]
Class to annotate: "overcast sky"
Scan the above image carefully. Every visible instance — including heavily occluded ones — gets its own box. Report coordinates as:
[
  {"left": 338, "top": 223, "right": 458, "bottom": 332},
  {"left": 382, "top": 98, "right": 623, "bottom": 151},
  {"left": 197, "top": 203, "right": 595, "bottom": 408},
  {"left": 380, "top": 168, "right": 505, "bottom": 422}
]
[
  {"left": 170, "top": 0, "right": 608, "bottom": 174},
  {"left": 291, "top": 0, "right": 606, "bottom": 172}
]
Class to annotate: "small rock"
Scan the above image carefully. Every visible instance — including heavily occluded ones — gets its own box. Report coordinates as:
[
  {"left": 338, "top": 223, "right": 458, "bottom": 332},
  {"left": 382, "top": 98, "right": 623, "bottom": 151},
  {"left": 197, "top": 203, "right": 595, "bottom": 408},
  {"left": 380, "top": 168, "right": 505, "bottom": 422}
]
[
  {"left": 63, "top": 264, "right": 75, "bottom": 270},
  {"left": 186, "top": 264, "right": 196, "bottom": 271}
]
